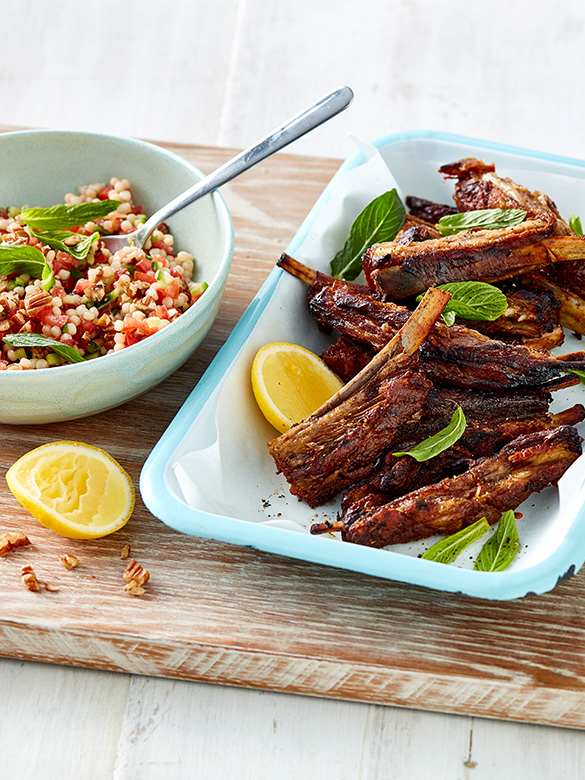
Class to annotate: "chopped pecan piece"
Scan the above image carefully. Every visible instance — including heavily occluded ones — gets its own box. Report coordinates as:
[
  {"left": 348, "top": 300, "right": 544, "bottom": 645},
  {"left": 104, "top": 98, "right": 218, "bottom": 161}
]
[
  {"left": 123, "top": 558, "right": 149, "bottom": 595},
  {"left": 0, "top": 531, "right": 31, "bottom": 556},
  {"left": 96, "top": 312, "right": 111, "bottom": 328},
  {"left": 24, "top": 289, "right": 53, "bottom": 317},
  {"left": 84, "top": 281, "right": 106, "bottom": 302},
  {"left": 125, "top": 583, "right": 145, "bottom": 596},
  {"left": 44, "top": 582, "right": 60, "bottom": 593},
  {"left": 59, "top": 553, "right": 79, "bottom": 570},
  {"left": 21, "top": 563, "right": 40, "bottom": 592},
  {"left": 120, "top": 544, "right": 131, "bottom": 560}
]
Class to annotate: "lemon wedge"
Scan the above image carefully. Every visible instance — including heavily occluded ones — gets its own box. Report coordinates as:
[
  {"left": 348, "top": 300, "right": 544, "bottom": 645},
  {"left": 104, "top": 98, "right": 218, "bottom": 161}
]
[
  {"left": 6, "top": 441, "right": 135, "bottom": 539},
  {"left": 251, "top": 342, "right": 344, "bottom": 433}
]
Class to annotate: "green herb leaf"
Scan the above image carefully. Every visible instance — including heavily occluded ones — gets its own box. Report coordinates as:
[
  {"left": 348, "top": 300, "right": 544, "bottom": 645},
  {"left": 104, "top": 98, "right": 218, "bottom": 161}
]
[
  {"left": 0, "top": 244, "right": 55, "bottom": 291},
  {"left": 330, "top": 190, "right": 406, "bottom": 281},
  {"left": 41, "top": 261, "right": 55, "bottom": 292},
  {"left": 31, "top": 228, "right": 99, "bottom": 261},
  {"left": 20, "top": 200, "right": 121, "bottom": 230},
  {"left": 436, "top": 208, "right": 527, "bottom": 236},
  {"left": 393, "top": 405, "right": 466, "bottom": 462},
  {"left": 443, "top": 281, "right": 508, "bottom": 322},
  {"left": 570, "top": 214, "right": 583, "bottom": 236},
  {"left": 417, "top": 280, "right": 508, "bottom": 323},
  {"left": 473, "top": 510, "right": 520, "bottom": 572},
  {"left": 441, "top": 309, "right": 457, "bottom": 327},
  {"left": 421, "top": 517, "right": 490, "bottom": 564},
  {"left": 2, "top": 333, "right": 85, "bottom": 363}
]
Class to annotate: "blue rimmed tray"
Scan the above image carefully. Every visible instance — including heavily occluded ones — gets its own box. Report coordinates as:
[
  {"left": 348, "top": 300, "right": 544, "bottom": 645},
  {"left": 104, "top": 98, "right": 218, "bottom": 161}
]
[{"left": 140, "top": 130, "right": 585, "bottom": 601}]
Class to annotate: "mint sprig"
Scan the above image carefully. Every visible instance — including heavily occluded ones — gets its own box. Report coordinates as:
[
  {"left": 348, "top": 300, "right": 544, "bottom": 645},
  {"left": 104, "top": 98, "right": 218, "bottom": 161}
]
[
  {"left": 3, "top": 333, "right": 85, "bottom": 363},
  {"left": 421, "top": 518, "right": 490, "bottom": 564},
  {"left": 392, "top": 405, "right": 466, "bottom": 462},
  {"left": 20, "top": 200, "right": 121, "bottom": 230},
  {"left": 330, "top": 189, "right": 406, "bottom": 281},
  {"left": 416, "top": 280, "right": 508, "bottom": 326},
  {"left": 0, "top": 244, "right": 55, "bottom": 292},
  {"left": 436, "top": 208, "right": 527, "bottom": 236},
  {"left": 31, "top": 228, "right": 99, "bottom": 261},
  {"left": 474, "top": 510, "right": 520, "bottom": 572}
]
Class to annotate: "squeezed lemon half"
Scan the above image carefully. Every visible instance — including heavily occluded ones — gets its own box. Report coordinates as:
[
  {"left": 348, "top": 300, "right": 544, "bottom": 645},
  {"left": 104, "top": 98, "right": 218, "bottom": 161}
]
[
  {"left": 6, "top": 441, "right": 135, "bottom": 539},
  {"left": 251, "top": 342, "right": 344, "bottom": 433}
]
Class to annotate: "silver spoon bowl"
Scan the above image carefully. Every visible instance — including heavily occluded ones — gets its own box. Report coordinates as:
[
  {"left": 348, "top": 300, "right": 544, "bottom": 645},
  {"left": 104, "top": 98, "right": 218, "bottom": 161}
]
[{"left": 100, "top": 86, "right": 354, "bottom": 255}]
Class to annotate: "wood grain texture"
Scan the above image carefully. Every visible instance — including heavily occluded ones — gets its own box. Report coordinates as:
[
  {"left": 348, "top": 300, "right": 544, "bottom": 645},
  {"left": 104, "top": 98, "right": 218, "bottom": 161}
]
[
  {"left": 1, "top": 140, "right": 585, "bottom": 733},
  {"left": 112, "top": 677, "right": 472, "bottom": 780}
]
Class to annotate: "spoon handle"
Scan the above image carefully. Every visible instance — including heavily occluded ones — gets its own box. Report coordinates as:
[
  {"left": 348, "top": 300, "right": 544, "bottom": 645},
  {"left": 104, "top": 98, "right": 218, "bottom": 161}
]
[{"left": 136, "top": 86, "right": 354, "bottom": 246}]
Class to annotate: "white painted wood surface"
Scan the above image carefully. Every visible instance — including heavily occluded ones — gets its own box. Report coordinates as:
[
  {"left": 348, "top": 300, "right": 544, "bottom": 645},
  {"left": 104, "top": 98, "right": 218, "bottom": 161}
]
[{"left": 2, "top": 0, "right": 585, "bottom": 776}]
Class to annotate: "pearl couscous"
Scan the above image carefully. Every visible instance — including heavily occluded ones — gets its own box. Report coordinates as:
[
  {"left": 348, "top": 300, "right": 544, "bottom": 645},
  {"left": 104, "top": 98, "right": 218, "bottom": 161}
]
[{"left": 0, "top": 177, "right": 207, "bottom": 370}]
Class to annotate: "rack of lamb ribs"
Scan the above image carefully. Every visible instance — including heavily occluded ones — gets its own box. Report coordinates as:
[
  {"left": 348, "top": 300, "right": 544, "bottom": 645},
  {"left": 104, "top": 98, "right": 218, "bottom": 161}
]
[{"left": 266, "top": 160, "right": 585, "bottom": 549}]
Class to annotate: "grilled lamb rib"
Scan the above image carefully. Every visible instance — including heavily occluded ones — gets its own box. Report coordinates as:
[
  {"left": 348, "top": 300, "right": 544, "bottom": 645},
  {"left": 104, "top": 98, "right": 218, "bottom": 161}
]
[
  {"left": 278, "top": 255, "right": 585, "bottom": 390},
  {"left": 363, "top": 215, "right": 585, "bottom": 300},
  {"left": 437, "top": 157, "right": 585, "bottom": 334},
  {"left": 267, "top": 288, "right": 450, "bottom": 507},
  {"left": 336, "top": 426, "right": 582, "bottom": 548}
]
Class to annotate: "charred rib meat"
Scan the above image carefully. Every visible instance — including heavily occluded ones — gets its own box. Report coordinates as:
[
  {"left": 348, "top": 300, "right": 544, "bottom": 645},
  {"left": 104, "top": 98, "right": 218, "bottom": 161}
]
[
  {"left": 337, "top": 426, "right": 582, "bottom": 548},
  {"left": 362, "top": 214, "right": 585, "bottom": 300},
  {"left": 276, "top": 257, "right": 585, "bottom": 390},
  {"left": 340, "top": 402, "right": 584, "bottom": 506},
  {"left": 437, "top": 157, "right": 585, "bottom": 334},
  {"left": 405, "top": 195, "right": 457, "bottom": 224},
  {"left": 439, "top": 157, "right": 574, "bottom": 235},
  {"left": 456, "top": 285, "right": 561, "bottom": 346},
  {"left": 267, "top": 289, "right": 450, "bottom": 507}
]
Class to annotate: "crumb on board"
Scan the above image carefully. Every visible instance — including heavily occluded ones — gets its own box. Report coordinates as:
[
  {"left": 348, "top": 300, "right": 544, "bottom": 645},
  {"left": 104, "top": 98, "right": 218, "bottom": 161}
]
[
  {"left": 59, "top": 554, "right": 80, "bottom": 570},
  {"left": 44, "top": 582, "right": 60, "bottom": 593},
  {"left": 120, "top": 544, "right": 131, "bottom": 560}
]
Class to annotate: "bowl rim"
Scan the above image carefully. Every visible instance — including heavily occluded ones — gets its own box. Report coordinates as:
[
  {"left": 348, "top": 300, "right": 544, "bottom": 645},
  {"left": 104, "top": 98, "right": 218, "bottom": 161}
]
[{"left": 0, "top": 128, "right": 235, "bottom": 377}]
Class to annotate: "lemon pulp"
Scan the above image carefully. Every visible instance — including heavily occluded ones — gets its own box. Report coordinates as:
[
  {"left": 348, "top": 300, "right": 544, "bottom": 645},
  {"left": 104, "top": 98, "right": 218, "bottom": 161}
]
[
  {"left": 6, "top": 441, "right": 135, "bottom": 539},
  {"left": 251, "top": 342, "right": 344, "bottom": 433}
]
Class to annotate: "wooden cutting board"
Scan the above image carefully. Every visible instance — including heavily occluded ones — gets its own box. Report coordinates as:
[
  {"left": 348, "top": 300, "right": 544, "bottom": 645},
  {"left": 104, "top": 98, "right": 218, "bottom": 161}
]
[{"left": 1, "top": 138, "right": 585, "bottom": 731}]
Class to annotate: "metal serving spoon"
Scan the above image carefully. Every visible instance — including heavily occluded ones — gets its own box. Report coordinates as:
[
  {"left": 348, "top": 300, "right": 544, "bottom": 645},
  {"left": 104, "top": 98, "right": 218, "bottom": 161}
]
[{"left": 100, "top": 86, "right": 354, "bottom": 254}]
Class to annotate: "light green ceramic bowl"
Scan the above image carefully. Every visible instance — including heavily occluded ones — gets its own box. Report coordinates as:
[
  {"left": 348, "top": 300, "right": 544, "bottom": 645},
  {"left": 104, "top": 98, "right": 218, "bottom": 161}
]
[{"left": 0, "top": 130, "right": 234, "bottom": 424}]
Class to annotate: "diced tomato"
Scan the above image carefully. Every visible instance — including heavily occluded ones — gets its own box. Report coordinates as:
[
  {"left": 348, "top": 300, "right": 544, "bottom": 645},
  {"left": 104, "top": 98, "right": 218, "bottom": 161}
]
[
  {"left": 164, "top": 279, "right": 180, "bottom": 300},
  {"left": 32, "top": 305, "right": 53, "bottom": 320},
  {"left": 135, "top": 271, "right": 156, "bottom": 284},
  {"left": 53, "top": 251, "right": 80, "bottom": 276},
  {"left": 77, "top": 321, "right": 98, "bottom": 343},
  {"left": 153, "top": 305, "right": 170, "bottom": 319},
  {"left": 98, "top": 185, "right": 115, "bottom": 200},
  {"left": 136, "top": 257, "right": 152, "bottom": 273},
  {"left": 41, "top": 312, "right": 68, "bottom": 329},
  {"left": 169, "top": 267, "right": 182, "bottom": 278},
  {"left": 121, "top": 317, "right": 159, "bottom": 346},
  {"left": 74, "top": 278, "right": 92, "bottom": 295}
]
